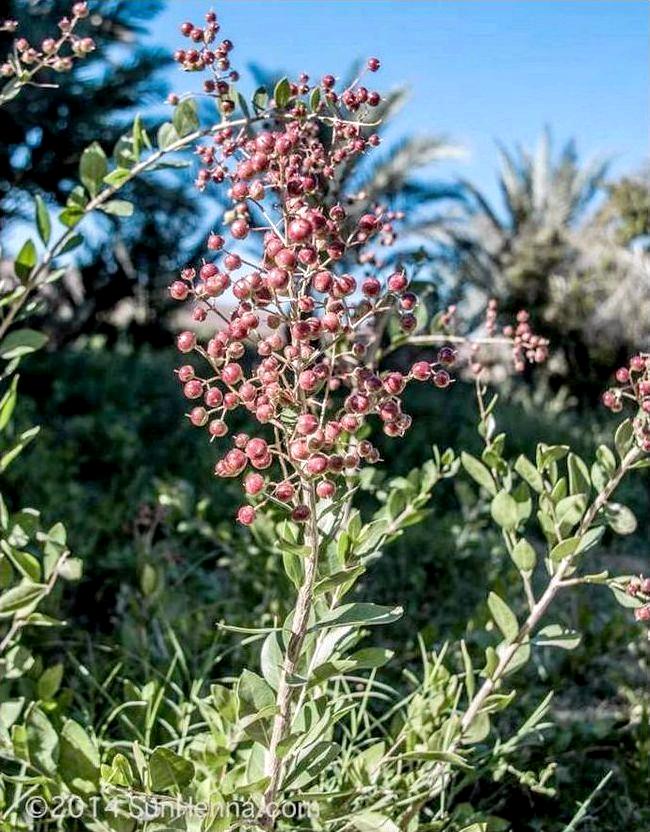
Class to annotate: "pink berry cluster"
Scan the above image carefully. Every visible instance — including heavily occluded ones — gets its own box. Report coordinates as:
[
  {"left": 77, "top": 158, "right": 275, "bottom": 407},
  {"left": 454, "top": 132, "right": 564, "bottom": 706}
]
[
  {"left": 168, "top": 17, "right": 547, "bottom": 526},
  {"left": 626, "top": 576, "right": 650, "bottom": 622},
  {"left": 0, "top": 3, "right": 94, "bottom": 78},
  {"left": 172, "top": 10, "right": 239, "bottom": 110},
  {"left": 479, "top": 302, "right": 549, "bottom": 374},
  {"left": 602, "top": 353, "right": 650, "bottom": 452}
]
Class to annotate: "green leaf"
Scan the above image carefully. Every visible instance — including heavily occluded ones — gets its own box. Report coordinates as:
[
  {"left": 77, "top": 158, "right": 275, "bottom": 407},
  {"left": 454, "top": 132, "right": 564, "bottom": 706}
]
[
  {"left": 79, "top": 142, "right": 108, "bottom": 197},
  {"left": 461, "top": 452, "right": 496, "bottom": 496},
  {"left": 351, "top": 811, "right": 400, "bottom": 832},
  {"left": 0, "top": 582, "right": 47, "bottom": 619},
  {"left": 538, "top": 444, "right": 569, "bottom": 471},
  {"left": 14, "top": 239, "right": 37, "bottom": 282},
  {"left": 0, "top": 375, "right": 18, "bottom": 430},
  {"left": 535, "top": 624, "right": 581, "bottom": 650},
  {"left": 488, "top": 592, "right": 518, "bottom": 642},
  {"left": 34, "top": 195, "right": 51, "bottom": 245},
  {"left": 252, "top": 86, "right": 269, "bottom": 111},
  {"left": 59, "top": 558, "right": 83, "bottom": 581},
  {"left": 499, "top": 638, "right": 531, "bottom": 677},
  {"left": 605, "top": 502, "right": 637, "bottom": 535},
  {"left": 59, "top": 234, "right": 84, "bottom": 254},
  {"left": 609, "top": 582, "right": 642, "bottom": 609},
  {"left": 549, "top": 536, "right": 582, "bottom": 564},
  {"left": 157, "top": 122, "right": 179, "bottom": 150},
  {"left": 514, "top": 454, "right": 544, "bottom": 493},
  {"left": 38, "top": 664, "right": 63, "bottom": 700},
  {"left": 511, "top": 538, "right": 537, "bottom": 572},
  {"left": 5, "top": 548, "right": 40, "bottom": 582},
  {"left": 490, "top": 491, "right": 519, "bottom": 530},
  {"left": 568, "top": 453, "right": 590, "bottom": 497},
  {"left": 172, "top": 98, "right": 199, "bottom": 137},
  {"left": 347, "top": 647, "right": 393, "bottom": 669},
  {"left": 596, "top": 444, "right": 616, "bottom": 476},
  {"left": 463, "top": 710, "right": 491, "bottom": 743},
  {"left": 132, "top": 113, "right": 151, "bottom": 157},
  {"left": 309, "top": 86, "right": 321, "bottom": 111},
  {"left": 556, "top": 494, "right": 587, "bottom": 529},
  {"left": 99, "top": 199, "right": 134, "bottom": 217},
  {"left": 149, "top": 746, "right": 195, "bottom": 792},
  {"left": 238, "top": 670, "right": 276, "bottom": 717},
  {"left": 139, "top": 563, "right": 157, "bottom": 596},
  {"left": 0, "top": 328, "right": 47, "bottom": 360},
  {"left": 103, "top": 168, "right": 132, "bottom": 187},
  {"left": 260, "top": 631, "right": 284, "bottom": 690},
  {"left": 614, "top": 419, "right": 634, "bottom": 461},
  {"left": 3, "top": 644, "right": 34, "bottom": 679},
  {"left": 1, "top": 426, "right": 40, "bottom": 472},
  {"left": 399, "top": 749, "right": 473, "bottom": 770},
  {"left": 283, "top": 740, "right": 340, "bottom": 788},
  {"left": 274, "top": 77, "right": 291, "bottom": 108},
  {"left": 25, "top": 707, "right": 58, "bottom": 774},
  {"left": 461, "top": 639, "right": 475, "bottom": 700},
  {"left": 59, "top": 720, "right": 100, "bottom": 795},
  {"left": 314, "top": 565, "right": 365, "bottom": 595},
  {"left": 310, "top": 603, "right": 403, "bottom": 631}
]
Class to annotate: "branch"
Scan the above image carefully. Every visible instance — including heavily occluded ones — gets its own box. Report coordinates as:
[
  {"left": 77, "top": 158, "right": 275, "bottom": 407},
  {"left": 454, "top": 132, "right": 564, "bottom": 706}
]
[{"left": 260, "top": 482, "right": 320, "bottom": 829}]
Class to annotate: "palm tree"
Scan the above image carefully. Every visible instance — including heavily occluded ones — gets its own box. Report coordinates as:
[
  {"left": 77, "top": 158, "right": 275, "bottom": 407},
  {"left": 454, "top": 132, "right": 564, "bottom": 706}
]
[
  {"left": 456, "top": 128, "right": 609, "bottom": 307},
  {"left": 454, "top": 131, "right": 650, "bottom": 397}
]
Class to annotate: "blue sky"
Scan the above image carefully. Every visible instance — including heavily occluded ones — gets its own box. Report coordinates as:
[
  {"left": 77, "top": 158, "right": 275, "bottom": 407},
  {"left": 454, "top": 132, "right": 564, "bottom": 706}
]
[{"left": 149, "top": 1, "right": 649, "bottom": 204}]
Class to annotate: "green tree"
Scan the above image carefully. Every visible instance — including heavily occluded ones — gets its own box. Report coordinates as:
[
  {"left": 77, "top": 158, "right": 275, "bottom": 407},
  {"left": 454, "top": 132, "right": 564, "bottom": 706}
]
[
  {"left": 0, "top": 0, "right": 200, "bottom": 344},
  {"left": 453, "top": 131, "right": 650, "bottom": 396}
]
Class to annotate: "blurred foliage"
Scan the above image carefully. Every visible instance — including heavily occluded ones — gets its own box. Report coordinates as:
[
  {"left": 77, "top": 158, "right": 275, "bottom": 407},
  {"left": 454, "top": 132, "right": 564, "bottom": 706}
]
[
  {"left": 455, "top": 131, "right": 650, "bottom": 399},
  {"left": 0, "top": 0, "right": 203, "bottom": 344}
]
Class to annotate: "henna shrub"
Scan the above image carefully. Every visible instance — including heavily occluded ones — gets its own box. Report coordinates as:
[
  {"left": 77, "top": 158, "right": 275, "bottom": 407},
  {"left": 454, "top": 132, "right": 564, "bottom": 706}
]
[{"left": 0, "top": 7, "right": 648, "bottom": 832}]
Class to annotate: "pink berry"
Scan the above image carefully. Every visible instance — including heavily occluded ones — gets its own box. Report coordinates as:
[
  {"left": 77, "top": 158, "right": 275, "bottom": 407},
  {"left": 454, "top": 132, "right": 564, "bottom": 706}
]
[
  {"left": 244, "top": 472, "right": 265, "bottom": 495},
  {"left": 387, "top": 272, "right": 408, "bottom": 293},
  {"left": 177, "top": 331, "right": 196, "bottom": 353},
  {"left": 222, "top": 363, "right": 242, "bottom": 385},
  {"left": 207, "top": 233, "right": 224, "bottom": 250},
  {"left": 411, "top": 361, "right": 431, "bottom": 381},
  {"left": 246, "top": 437, "right": 268, "bottom": 459},
  {"left": 362, "top": 277, "right": 381, "bottom": 297},
  {"left": 169, "top": 281, "right": 189, "bottom": 300},
  {"left": 177, "top": 365, "right": 194, "bottom": 382},
  {"left": 209, "top": 419, "right": 228, "bottom": 437},
  {"left": 275, "top": 481, "right": 295, "bottom": 502},
  {"left": 183, "top": 380, "right": 203, "bottom": 399},
  {"left": 231, "top": 219, "right": 249, "bottom": 239},
  {"left": 306, "top": 454, "right": 328, "bottom": 475},
  {"left": 615, "top": 367, "right": 630, "bottom": 384},
  {"left": 291, "top": 505, "right": 310, "bottom": 523},
  {"left": 237, "top": 505, "right": 256, "bottom": 525},
  {"left": 189, "top": 406, "right": 208, "bottom": 426},
  {"left": 433, "top": 370, "right": 451, "bottom": 388},
  {"left": 287, "top": 218, "right": 312, "bottom": 242},
  {"left": 316, "top": 480, "right": 336, "bottom": 499},
  {"left": 297, "top": 414, "right": 319, "bottom": 435},
  {"left": 438, "top": 346, "right": 456, "bottom": 366}
]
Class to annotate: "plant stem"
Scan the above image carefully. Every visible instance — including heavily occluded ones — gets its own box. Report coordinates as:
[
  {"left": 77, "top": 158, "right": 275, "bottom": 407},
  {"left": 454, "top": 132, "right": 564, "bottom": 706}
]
[
  {"left": 260, "top": 482, "right": 320, "bottom": 829},
  {"left": 401, "top": 445, "right": 641, "bottom": 827},
  {"left": 460, "top": 445, "right": 639, "bottom": 731}
]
